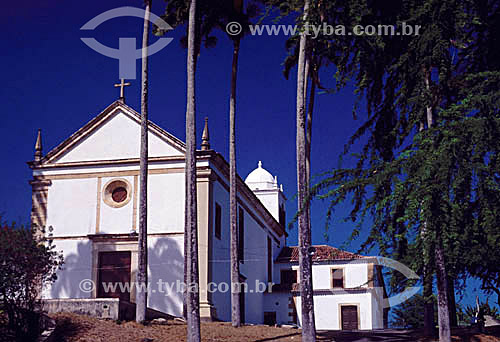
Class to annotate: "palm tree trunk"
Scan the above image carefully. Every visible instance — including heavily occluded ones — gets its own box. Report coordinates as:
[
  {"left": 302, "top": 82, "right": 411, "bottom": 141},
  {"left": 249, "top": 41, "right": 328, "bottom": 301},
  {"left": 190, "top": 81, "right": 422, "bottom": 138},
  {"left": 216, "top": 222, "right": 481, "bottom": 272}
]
[
  {"left": 296, "top": 1, "right": 315, "bottom": 341},
  {"left": 136, "top": 0, "right": 151, "bottom": 323},
  {"left": 185, "top": 0, "right": 201, "bottom": 340},
  {"left": 304, "top": 62, "right": 315, "bottom": 257},
  {"left": 230, "top": 36, "right": 242, "bottom": 328},
  {"left": 183, "top": 20, "right": 202, "bottom": 323},
  {"left": 305, "top": 66, "right": 316, "bottom": 193},
  {"left": 303, "top": 55, "right": 310, "bottom": 105}
]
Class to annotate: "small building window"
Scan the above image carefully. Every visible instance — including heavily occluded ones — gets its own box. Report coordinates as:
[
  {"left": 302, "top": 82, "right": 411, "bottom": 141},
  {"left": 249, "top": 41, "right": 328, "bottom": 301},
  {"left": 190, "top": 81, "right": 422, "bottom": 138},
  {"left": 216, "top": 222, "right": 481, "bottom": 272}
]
[
  {"left": 279, "top": 204, "right": 286, "bottom": 228},
  {"left": 238, "top": 207, "right": 244, "bottom": 263},
  {"left": 281, "top": 269, "right": 297, "bottom": 285},
  {"left": 331, "top": 268, "right": 344, "bottom": 288},
  {"left": 267, "top": 237, "right": 272, "bottom": 283},
  {"left": 112, "top": 187, "right": 127, "bottom": 203},
  {"left": 102, "top": 179, "right": 132, "bottom": 208},
  {"left": 215, "top": 203, "right": 222, "bottom": 240}
]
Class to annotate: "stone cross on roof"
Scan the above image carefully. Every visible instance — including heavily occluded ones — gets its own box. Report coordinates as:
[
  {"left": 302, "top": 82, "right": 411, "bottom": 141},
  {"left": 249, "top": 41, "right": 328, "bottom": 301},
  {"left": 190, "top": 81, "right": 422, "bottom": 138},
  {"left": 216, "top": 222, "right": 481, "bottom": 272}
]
[{"left": 114, "top": 79, "right": 131, "bottom": 102}]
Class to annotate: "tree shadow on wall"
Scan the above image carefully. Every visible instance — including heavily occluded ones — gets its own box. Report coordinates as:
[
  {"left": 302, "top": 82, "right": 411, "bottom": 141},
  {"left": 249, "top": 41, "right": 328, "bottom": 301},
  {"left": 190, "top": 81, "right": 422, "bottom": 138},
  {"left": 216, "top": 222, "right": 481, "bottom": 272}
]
[{"left": 48, "top": 235, "right": 184, "bottom": 319}]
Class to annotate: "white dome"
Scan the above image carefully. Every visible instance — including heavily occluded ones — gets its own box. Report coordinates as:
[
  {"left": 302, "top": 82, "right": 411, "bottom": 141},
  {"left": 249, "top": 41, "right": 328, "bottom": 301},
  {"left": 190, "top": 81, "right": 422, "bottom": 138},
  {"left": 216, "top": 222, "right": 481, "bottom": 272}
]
[{"left": 245, "top": 161, "right": 277, "bottom": 190}]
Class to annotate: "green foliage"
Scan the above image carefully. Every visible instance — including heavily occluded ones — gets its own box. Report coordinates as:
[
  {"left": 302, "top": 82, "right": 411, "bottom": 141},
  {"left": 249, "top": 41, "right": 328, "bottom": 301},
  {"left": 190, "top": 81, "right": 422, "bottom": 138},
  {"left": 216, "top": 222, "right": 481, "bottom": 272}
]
[
  {"left": 309, "top": 0, "right": 500, "bottom": 298},
  {"left": 0, "top": 222, "right": 63, "bottom": 341},
  {"left": 159, "top": 0, "right": 260, "bottom": 52}
]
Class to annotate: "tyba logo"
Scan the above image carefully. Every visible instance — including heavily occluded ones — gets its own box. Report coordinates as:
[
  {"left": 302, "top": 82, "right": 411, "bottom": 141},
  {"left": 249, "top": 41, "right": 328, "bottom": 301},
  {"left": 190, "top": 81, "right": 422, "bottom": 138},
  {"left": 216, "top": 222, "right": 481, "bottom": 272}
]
[{"left": 80, "top": 7, "right": 173, "bottom": 79}]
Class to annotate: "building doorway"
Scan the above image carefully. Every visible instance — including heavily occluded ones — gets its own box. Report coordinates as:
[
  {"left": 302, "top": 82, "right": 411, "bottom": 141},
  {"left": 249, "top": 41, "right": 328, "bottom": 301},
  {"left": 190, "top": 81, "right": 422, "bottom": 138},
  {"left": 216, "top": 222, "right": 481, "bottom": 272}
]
[
  {"left": 340, "top": 305, "right": 359, "bottom": 330},
  {"left": 97, "top": 251, "right": 131, "bottom": 302},
  {"left": 239, "top": 274, "right": 246, "bottom": 324}
]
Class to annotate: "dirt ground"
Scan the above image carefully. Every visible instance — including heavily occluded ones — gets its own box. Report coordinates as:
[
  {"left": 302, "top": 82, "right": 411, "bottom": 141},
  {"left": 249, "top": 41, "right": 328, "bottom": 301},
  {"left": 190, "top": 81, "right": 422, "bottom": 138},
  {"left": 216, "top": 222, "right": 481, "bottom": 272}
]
[{"left": 50, "top": 313, "right": 500, "bottom": 342}]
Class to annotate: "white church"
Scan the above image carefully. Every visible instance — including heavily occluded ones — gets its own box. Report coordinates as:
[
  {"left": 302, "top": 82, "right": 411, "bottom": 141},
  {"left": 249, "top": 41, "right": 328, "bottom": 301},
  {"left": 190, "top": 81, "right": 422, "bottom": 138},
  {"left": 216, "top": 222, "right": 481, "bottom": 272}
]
[{"left": 29, "top": 98, "right": 388, "bottom": 330}]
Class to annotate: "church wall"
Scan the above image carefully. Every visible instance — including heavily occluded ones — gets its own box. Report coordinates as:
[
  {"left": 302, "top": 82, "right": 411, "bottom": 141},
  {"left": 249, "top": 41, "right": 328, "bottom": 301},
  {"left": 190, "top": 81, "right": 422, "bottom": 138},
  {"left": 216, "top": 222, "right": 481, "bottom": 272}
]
[
  {"left": 210, "top": 177, "right": 280, "bottom": 324},
  {"left": 146, "top": 173, "right": 185, "bottom": 234},
  {"left": 43, "top": 238, "right": 93, "bottom": 300},
  {"left": 274, "top": 263, "right": 292, "bottom": 286},
  {"left": 253, "top": 191, "right": 279, "bottom": 221},
  {"left": 147, "top": 236, "right": 184, "bottom": 317},
  {"left": 99, "top": 175, "right": 134, "bottom": 234},
  {"left": 263, "top": 292, "right": 294, "bottom": 325},
  {"left": 238, "top": 207, "right": 268, "bottom": 324},
  {"left": 46, "top": 178, "right": 97, "bottom": 236},
  {"left": 32, "top": 102, "right": 292, "bottom": 324},
  {"left": 210, "top": 180, "right": 231, "bottom": 321}
]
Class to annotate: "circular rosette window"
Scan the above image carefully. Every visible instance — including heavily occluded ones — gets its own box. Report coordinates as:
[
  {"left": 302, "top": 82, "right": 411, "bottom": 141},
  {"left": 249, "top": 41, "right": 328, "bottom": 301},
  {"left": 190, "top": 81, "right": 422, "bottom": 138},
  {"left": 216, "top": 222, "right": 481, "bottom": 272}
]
[{"left": 103, "top": 179, "right": 132, "bottom": 208}]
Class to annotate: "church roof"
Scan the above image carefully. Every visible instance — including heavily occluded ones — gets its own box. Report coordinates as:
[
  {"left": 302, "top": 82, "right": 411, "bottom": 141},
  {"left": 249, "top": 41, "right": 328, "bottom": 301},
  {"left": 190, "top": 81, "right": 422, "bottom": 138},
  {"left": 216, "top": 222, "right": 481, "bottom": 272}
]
[
  {"left": 275, "top": 245, "right": 367, "bottom": 263},
  {"left": 32, "top": 100, "right": 185, "bottom": 165},
  {"left": 245, "top": 161, "right": 278, "bottom": 191}
]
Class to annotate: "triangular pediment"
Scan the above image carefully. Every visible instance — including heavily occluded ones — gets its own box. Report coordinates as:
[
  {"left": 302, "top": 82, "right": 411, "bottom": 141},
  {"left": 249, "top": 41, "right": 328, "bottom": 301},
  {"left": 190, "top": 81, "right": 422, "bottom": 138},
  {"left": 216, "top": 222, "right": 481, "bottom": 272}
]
[{"left": 42, "top": 101, "right": 185, "bottom": 164}]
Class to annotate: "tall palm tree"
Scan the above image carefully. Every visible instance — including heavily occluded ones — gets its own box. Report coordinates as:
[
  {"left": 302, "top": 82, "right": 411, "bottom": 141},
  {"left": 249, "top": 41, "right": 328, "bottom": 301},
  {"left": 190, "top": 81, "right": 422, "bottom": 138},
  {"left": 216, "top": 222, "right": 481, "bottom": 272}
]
[
  {"left": 229, "top": 20, "right": 242, "bottom": 329},
  {"left": 295, "top": 1, "right": 315, "bottom": 341},
  {"left": 185, "top": 0, "right": 201, "bottom": 340},
  {"left": 136, "top": 0, "right": 151, "bottom": 324},
  {"left": 160, "top": 0, "right": 225, "bottom": 319},
  {"left": 227, "top": 0, "right": 255, "bottom": 328},
  {"left": 283, "top": 1, "right": 326, "bottom": 249},
  {"left": 160, "top": 0, "right": 227, "bottom": 324}
]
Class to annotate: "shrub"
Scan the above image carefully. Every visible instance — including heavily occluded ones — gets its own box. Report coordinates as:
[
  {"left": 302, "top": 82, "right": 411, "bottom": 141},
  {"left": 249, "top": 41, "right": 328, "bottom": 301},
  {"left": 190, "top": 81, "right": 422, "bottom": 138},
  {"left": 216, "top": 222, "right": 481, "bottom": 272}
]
[{"left": 0, "top": 223, "right": 63, "bottom": 341}]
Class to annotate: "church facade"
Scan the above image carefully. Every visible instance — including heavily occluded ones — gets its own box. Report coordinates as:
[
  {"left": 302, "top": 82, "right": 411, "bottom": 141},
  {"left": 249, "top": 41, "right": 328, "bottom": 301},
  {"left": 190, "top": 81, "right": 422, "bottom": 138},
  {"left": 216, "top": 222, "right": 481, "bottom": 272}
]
[{"left": 29, "top": 100, "right": 387, "bottom": 329}]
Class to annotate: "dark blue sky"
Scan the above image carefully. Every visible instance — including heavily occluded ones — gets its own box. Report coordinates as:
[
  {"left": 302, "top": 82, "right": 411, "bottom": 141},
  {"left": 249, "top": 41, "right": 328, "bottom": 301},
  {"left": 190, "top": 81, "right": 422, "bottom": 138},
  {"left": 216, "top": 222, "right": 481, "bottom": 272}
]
[
  {"left": 0, "top": 1, "right": 489, "bottom": 309},
  {"left": 1, "top": 0, "right": 361, "bottom": 245}
]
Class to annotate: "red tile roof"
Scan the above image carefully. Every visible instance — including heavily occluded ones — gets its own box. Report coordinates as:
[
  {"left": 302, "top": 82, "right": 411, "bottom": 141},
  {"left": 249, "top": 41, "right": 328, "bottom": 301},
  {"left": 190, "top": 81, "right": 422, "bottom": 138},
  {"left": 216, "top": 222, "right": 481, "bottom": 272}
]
[{"left": 275, "top": 245, "right": 367, "bottom": 263}]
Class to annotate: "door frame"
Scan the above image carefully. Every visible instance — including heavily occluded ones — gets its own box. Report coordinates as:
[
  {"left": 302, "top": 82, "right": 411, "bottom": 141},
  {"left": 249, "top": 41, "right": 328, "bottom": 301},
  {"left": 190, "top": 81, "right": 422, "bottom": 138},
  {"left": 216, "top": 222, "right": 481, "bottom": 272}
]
[
  {"left": 338, "top": 303, "right": 361, "bottom": 330},
  {"left": 91, "top": 241, "right": 138, "bottom": 302}
]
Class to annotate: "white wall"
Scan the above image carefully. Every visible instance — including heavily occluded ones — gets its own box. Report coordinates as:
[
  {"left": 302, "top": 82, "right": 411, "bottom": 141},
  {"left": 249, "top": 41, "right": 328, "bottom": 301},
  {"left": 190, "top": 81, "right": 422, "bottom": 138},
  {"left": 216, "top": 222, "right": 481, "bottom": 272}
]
[
  {"left": 45, "top": 169, "right": 186, "bottom": 236},
  {"left": 311, "top": 263, "right": 369, "bottom": 289},
  {"left": 253, "top": 191, "right": 279, "bottom": 221},
  {"left": 38, "top": 107, "right": 288, "bottom": 325},
  {"left": 209, "top": 176, "right": 282, "bottom": 324},
  {"left": 274, "top": 262, "right": 369, "bottom": 290},
  {"left": 46, "top": 178, "right": 97, "bottom": 236},
  {"left": 263, "top": 292, "right": 292, "bottom": 325},
  {"left": 99, "top": 175, "right": 134, "bottom": 234},
  {"left": 239, "top": 207, "right": 268, "bottom": 324},
  {"left": 146, "top": 173, "right": 185, "bottom": 233},
  {"left": 147, "top": 236, "right": 184, "bottom": 317},
  {"left": 371, "top": 279, "right": 386, "bottom": 329},
  {"left": 43, "top": 239, "right": 93, "bottom": 299},
  {"left": 270, "top": 261, "right": 379, "bottom": 329},
  {"left": 56, "top": 110, "right": 182, "bottom": 163},
  {"left": 295, "top": 292, "right": 373, "bottom": 330},
  {"left": 210, "top": 181, "right": 231, "bottom": 321}
]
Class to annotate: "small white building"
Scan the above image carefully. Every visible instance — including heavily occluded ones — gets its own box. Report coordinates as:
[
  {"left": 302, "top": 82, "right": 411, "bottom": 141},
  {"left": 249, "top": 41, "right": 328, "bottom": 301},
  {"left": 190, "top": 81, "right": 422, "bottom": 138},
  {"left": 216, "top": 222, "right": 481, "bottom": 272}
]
[
  {"left": 264, "top": 245, "right": 388, "bottom": 330},
  {"left": 29, "top": 99, "right": 387, "bottom": 329}
]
